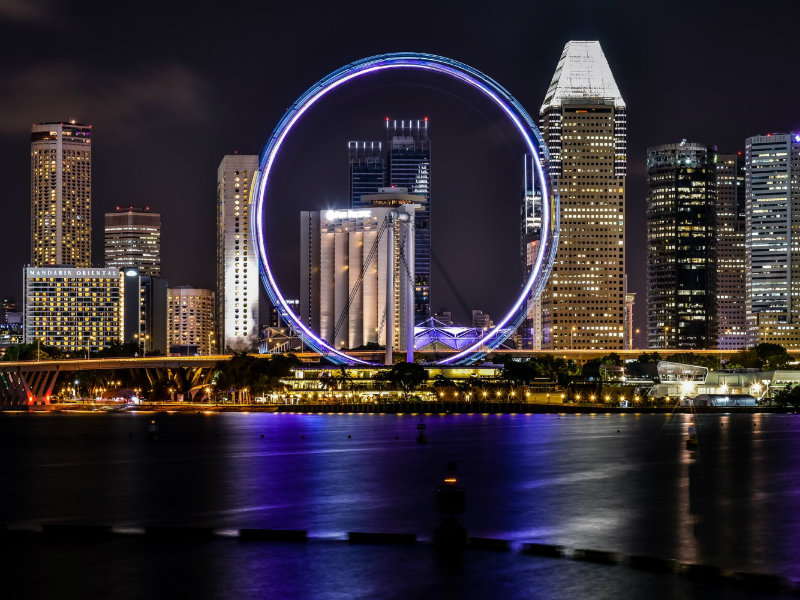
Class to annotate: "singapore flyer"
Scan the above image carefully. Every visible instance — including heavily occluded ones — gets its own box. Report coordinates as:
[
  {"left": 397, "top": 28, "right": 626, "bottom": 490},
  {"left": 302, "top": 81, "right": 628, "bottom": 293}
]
[{"left": 252, "top": 52, "right": 559, "bottom": 366}]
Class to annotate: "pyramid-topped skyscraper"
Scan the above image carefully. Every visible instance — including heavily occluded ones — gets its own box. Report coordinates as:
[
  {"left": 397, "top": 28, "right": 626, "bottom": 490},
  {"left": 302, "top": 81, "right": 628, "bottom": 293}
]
[{"left": 536, "top": 41, "right": 627, "bottom": 350}]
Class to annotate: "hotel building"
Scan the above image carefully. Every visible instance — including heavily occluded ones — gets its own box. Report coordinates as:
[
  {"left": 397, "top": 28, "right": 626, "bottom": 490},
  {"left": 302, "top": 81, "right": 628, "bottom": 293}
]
[
  {"left": 216, "top": 154, "right": 260, "bottom": 353},
  {"left": 23, "top": 266, "right": 123, "bottom": 353},
  {"left": 31, "top": 121, "right": 92, "bottom": 268}
]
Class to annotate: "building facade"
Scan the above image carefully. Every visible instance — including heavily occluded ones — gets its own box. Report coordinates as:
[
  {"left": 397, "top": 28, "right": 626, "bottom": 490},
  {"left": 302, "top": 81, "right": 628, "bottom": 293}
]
[
  {"left": 716, "top": 153, "right": 748, "bottom": 349},
  {"left": 167, "top": 287, "right": 215, "bottom": 355},
  {"left": 122, "top": 269, "right": 167, "bottom": 355},
  {"left": 745, "top": 133, "right": 800, "bottom": 346},
  {"left": 104, "top": 206, "right": 161, "bottom": 276},
  {"left": 646, "top": 142, "right": 717, "bottom": 349},
  {"left": 216, "top": 154, "right": 260, "bottom": 353},
  {"left": 23, "top": 266, "right": 122, "bottom": 353},
  {"left": 538, "top": 41, "right": 627, "bottom": 350},
  {"left": 349, "top": 141, "right": 385, "bottom": 208},
  {"left": 386, "top": 119, "right": 431, "bottom": 323},
  {"left": 300, "top": 202, "right": 419, "bottom": 351},
  {"left": 31, "top": 121, "right": 92, "bottom": 268}
]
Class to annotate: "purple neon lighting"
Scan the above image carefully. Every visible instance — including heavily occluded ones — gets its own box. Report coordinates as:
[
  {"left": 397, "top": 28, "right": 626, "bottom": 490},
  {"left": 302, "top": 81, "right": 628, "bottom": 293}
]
[{"left": 254, "top": 54, "right": 555, "bottom": 366}]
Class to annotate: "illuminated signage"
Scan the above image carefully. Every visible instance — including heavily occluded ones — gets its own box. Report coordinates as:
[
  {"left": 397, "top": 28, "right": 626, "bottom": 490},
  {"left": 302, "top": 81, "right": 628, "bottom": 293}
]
[
  {"left": 325, "top": 209, "right": 371, "bottom": 221},
  {"left": 27, "top": 268, "right": 120, "bottom": 278}
]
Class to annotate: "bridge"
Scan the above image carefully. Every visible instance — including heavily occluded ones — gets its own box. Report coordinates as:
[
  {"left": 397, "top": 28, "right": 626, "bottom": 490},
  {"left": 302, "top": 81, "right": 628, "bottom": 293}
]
[{"left": 2, "top": 348, "right": 794, "bottom": 406}]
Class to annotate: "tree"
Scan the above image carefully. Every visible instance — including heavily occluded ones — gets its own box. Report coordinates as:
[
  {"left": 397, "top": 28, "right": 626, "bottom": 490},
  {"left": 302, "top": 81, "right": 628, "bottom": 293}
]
[
  {"left": 637, "top": 352, "right": 662, "bottom": 364},
  {"left": 772, "top": 384, "right": 800, "bottom": 408},
  {"left": 727, "top": 343, "right": 791, "bottom": 371},
  {"left": 665, "top": 353, "right": 721, "bottom": 371},
  {"left": 385, "top": 362, "right": 427, "bottom": 398}
]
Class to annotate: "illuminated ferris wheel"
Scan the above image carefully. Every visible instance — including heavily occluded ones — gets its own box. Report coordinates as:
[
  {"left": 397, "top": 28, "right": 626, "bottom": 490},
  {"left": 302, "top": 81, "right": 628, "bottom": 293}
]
[{"left": 252, "top": 52, "right": 559, "bottom": 366}]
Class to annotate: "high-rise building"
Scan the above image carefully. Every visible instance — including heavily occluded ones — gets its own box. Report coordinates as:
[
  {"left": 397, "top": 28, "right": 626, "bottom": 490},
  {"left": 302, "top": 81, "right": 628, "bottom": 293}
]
[
  {"left": 104, "top": 206, "right": 161, "bottom": 276},
  {"left": 216, "top": 154, "right": 260, "bottom": 353},
  {"left": 716, "top": 152, "right": 748, "bottom": 349},
  {"left": 167, "top": 286, "right": 215, "bottom": 355},
  {"left": 646, "top": 142, "right": 717, "bottom": 349},
  {"left": 520, "top": 154, "right": 542, "bottom": 349},
  {"left": 349, "top": 141, "right": 385, "bottom": 208},
  {"left": 538, "top": 41, "right": 626, "bottom": 349},
  {"left": 745, "top": 133, "right": 800, "bottom": 346},
  {"left": 23, "top": 266, "right": 123, "bottom": 353},
  {"left": 122, "top": 268, "right": 168, "bottom": 355},
  {"left": 386, "top": 118, "right": 431, "bottom": 323},
  {"left": 300, "top": 199, "right": 420, "bottom": 352},
  {"left": 31, "top": 121, "right": 92, "bottom": 267}
]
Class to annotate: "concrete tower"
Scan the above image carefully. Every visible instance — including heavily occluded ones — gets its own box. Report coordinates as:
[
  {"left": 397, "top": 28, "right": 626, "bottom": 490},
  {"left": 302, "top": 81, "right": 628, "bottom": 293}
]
[
  {"left": 216, "top": 154, "right": 260, "bottom": 353},
  {"left": 538, "top": 41, "right": 627, "bottom": 350},
  {"left": 104, "top": 206, "right": 161, "bottom": 276},
  {"left": 31, "top": 121, "right": 92, "bottom": 268}
]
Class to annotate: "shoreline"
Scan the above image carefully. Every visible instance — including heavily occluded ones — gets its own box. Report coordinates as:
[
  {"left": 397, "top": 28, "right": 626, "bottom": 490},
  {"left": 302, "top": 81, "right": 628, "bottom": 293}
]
[{"left": 0, "top": 402, "right": 793, "bottom": 415}]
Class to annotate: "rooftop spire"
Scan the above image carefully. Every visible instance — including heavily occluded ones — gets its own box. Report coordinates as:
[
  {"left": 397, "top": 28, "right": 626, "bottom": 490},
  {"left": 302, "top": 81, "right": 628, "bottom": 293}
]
[{"left": 541, "top": 41, "right": 625, "bottom": 111}]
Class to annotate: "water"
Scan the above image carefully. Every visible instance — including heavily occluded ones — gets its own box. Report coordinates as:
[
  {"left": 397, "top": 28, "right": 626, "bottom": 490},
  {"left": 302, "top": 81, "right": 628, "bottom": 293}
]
[{"left": 1, "top": 411, "right": 798, "bottom": 597}]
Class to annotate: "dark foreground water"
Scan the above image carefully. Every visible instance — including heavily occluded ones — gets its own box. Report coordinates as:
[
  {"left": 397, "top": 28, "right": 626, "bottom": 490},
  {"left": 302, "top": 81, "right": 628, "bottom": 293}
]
[{"left": 1, "top": 411, "right": 799, "bottom": 598}]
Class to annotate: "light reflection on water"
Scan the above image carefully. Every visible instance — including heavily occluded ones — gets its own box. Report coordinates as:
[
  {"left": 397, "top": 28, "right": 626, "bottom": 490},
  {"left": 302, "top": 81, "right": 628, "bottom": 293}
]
[{"left": 1, "top": 411, "right": 799, "bottom": 582}]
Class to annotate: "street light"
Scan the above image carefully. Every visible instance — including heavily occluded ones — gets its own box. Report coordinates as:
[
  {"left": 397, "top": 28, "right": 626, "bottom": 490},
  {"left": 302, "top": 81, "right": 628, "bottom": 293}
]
[
  {"left": 571, "top": 326, "right": 576, "bottom": 350},
  {"left": 664, "top": 326, "right": 670, "bottom": 349}
]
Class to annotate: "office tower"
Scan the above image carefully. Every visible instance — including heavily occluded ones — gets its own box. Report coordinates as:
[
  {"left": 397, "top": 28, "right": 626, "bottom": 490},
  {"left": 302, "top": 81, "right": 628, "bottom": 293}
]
[
  {"left": 31, "top": 121, "right": 92, "bottom": 267},
  {"left": 386, "top": 118, "right": 431, "bottom": 323},
  {"left": 216, "top": 154, "right": 260, "bottom": 353},
  {"left": 300, "top": 197, "right": 420, "bottom": 351},
  {"left": 716, "top": 153, "right": 748, "bottom": 349},
  {"left": 23, "top": 266, "right": 123, "bottom": 353},
  {"left": 167, "top": 286, "right": 215, "bottom": 355},
  {"left": 520, "top": 154, "right": 542, "bottom": 349},
  {"left": 646, "top": 142, "right": 717, "bottom": 349},
  {"left": 745, "top": 133, "right": 800, "bottom": 347},
  {"left": 104, "top": 206, "right": 161, "bottom": 276},
  {"left": 538, "top": 41, "right": 626, "bottom": 349},
  {"left": 349, "top": 141, "right": 385, "bottom": 208},
  {"left": 122, "top": 268, "right": 168, "bottom": 355}
]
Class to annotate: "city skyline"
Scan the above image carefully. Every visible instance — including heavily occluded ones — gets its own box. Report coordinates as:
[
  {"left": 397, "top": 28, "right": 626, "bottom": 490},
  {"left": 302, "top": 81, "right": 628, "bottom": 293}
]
[{"left": 1, "top": 1, "right": 799, "bottom": 344}]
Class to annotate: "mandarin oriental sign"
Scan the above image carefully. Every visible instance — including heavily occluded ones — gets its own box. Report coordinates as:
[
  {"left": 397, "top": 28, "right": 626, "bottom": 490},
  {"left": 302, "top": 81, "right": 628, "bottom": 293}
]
[{"left": 26, "top": 268, "right": 120, "bottom": 278}]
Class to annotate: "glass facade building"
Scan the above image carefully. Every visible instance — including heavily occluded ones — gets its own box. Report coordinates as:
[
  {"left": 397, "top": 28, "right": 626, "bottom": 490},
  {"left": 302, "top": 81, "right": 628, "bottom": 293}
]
[
  {"left": 646, "top": 142, "right": 717, "bottom": 349},
  {"left": 386, "top": 119, "right": 431, "bottom": 323},
  {"left": 349, "top": 141, "right": 385, "bottom": 209},
  {"left": 715, "top": 153, "right": 748, "bottom": 349},
  {"left": 348, "top": 120, "right": 431, "bottom": 324}
]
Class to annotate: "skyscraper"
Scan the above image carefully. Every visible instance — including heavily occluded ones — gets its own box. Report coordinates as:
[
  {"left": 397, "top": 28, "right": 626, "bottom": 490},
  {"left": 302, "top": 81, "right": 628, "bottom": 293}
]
[
  {"left": 216, "top": 154, "right": 260, "bottom": 353},
  {"left": 31, "top": 121, "right": 92, "bottom": 267},
  {"left": 716, "top": 152, "right": 748, "bottom": 349},
  {"left": 538, "top": 41, "right": 626, "bottom": 350},
  {"left": 349, "top": 141, "right": 385, "bottom": 208},
  {"left": 745, "top": 133, "right": 800, "bottom": 347},
  {"left": 386, "top": 118, "right": 431, "bottom": 323},
  {"left": 104, "top": 206, "right": 161, "bottom": 276},
  {"left": 520, "top": 154, "right": 542, "bottom": 349},
  {"left": 646, "top": 142, "right": 717, "bottom": 349}
]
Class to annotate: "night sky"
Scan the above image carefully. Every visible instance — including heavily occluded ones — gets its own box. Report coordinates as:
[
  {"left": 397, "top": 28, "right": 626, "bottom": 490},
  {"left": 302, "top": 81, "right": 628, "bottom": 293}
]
[{"left": 1, "top": 0, "right": 798, "bottom": 344}]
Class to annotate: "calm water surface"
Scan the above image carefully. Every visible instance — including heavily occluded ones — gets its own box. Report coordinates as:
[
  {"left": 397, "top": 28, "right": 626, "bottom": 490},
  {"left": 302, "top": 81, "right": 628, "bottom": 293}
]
[{"left": 1, "top": 411, "right": 798, "bottom": 598}]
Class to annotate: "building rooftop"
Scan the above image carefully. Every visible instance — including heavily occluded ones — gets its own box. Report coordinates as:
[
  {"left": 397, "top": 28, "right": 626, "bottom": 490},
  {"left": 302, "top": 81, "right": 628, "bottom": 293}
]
[{"left": 542, "top": 41, "right": 625, "bottom": 110}]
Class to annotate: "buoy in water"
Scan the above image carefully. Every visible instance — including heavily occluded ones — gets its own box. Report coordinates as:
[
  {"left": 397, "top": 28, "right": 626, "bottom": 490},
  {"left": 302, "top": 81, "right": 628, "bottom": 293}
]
[{"left": 147, "top": 419, "right": 159, "bottom": 441}]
